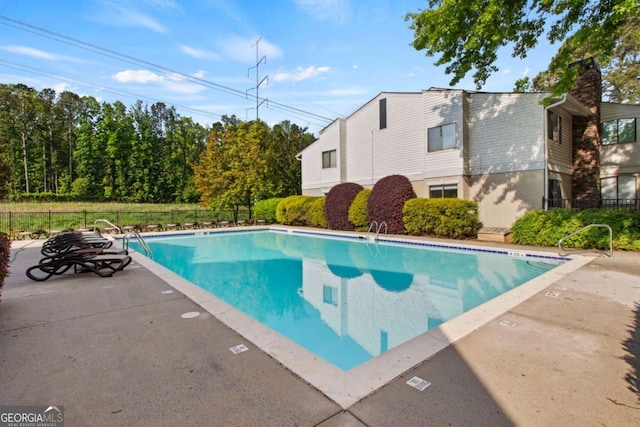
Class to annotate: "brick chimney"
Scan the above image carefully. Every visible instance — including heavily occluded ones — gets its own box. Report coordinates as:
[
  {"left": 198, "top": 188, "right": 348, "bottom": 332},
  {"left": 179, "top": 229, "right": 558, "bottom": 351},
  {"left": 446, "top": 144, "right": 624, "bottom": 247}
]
[{"left": 568, "top": 58, "right": 602, "bottom": 202}]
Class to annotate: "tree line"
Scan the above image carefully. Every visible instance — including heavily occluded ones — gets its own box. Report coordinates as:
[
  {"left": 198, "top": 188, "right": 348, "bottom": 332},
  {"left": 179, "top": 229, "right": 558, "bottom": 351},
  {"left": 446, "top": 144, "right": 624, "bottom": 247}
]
[{"left": 0, "top": 83, "right": 315, "bottom": 209}]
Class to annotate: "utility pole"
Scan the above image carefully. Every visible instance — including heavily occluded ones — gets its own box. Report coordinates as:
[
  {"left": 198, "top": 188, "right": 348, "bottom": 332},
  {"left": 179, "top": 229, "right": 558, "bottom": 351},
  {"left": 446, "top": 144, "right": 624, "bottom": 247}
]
[{"left": 247, "top": 37, "right": 268, "bottom": 120}]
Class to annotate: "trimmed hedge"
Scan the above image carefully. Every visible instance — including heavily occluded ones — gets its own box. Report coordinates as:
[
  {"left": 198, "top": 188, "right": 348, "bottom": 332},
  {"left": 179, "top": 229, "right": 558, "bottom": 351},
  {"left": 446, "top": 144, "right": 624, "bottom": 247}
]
[
  {"left": 368, "top": 175, "right": 416, "bottom": 234},
  {"left": 325, "top": 182, "right": 363, "bottom": 231},
  {"left": 348, "top": 189, "right": 372, "bottom": 232},
  {"left": 308, "top": 197, "right": 329, "bottom": 228},
  {"left": 0, "top": 232, "right": 10, "bottom": 296},
  {"left": 403, "top": 198, "right": 479, "bottom": 238},
  {"left": 276, "top": 195, "right": 327, "bottom": 227},
  {"left": 511, "top": 209, "right": 640, "bottom": 250},
  {"left": 254, "top": 198, "right": 282, "bottom": 223}
]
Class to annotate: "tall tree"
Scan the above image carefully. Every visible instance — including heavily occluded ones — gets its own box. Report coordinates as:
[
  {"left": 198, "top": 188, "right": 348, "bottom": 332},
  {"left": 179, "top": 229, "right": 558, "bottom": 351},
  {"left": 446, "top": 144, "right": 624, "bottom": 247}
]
[
  {"left": 406, "top": 0, "right": 639, "bottom": 97},
  {"left": 268, "top": 121, "right": 315, "bottom": 196},
  {"left": 194, "top": 119, "right": 271, "bottom": 221},
  {"left": 57, "top": 91, "right": 82, "bottom": 191}
]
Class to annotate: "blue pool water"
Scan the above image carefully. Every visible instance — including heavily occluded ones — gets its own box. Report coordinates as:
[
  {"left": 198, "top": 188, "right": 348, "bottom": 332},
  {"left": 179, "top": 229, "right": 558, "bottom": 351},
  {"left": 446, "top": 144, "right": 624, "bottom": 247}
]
[{"left": 129, "top": 230, "right": 564, "bottom": 370}]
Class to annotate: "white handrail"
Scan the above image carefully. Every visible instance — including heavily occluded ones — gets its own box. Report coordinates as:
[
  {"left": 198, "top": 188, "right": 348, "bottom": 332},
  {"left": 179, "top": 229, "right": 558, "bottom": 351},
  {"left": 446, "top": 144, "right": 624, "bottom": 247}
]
[
  {"left": 558, "top": 224, "right": 613, "bottom": 257},
  {"left": 366, "top": 221, "right": 387, "bottom": 242},
  {"left": 93, "top": 218, "right": 121, "bottom": 234},
  {"left": 123, "top": 231, "right": 153, "bottom": 258}
]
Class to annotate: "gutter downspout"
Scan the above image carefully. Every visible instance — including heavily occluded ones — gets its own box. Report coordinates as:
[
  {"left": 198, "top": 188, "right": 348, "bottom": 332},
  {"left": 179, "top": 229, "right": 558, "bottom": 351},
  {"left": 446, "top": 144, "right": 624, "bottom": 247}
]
[{"left": 543, "top": 96, "right": 568, "bottom": 210}]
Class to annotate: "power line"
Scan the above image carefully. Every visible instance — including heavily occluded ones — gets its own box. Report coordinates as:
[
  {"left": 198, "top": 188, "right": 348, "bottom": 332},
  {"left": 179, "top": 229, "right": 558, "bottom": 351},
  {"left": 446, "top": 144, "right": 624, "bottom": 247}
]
[{"left": 0, "top": 14, "right": 335, "bottom": 126}]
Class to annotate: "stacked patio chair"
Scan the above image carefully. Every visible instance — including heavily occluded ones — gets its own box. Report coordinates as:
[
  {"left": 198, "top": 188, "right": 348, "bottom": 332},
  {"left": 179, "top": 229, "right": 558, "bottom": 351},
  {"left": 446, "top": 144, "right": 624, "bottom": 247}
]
[{"left": 26, "top": 231, "right": 132, "bottom": 282}]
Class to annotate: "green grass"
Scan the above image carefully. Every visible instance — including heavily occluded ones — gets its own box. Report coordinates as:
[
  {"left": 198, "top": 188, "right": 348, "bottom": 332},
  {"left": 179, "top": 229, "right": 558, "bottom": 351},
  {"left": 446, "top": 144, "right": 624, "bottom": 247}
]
[{"left": 0, "top": 202, "right": 250, "bottom": 234}]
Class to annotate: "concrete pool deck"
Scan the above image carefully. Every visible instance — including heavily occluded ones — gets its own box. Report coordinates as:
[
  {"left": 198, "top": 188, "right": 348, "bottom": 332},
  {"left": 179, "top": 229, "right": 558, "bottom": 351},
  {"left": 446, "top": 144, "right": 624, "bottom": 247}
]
[{"left": 1, "top": 233, "right": 639, "bottom": 426}]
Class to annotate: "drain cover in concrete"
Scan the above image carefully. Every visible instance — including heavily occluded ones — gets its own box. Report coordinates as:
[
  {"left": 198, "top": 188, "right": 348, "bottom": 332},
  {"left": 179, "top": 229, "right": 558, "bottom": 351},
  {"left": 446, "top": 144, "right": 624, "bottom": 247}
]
[
  {"left": 180, "top": 311, "right": 201, "bottom": 319},
  {"left": 406, "top": 376, "right": 431, "bottom": 391},
  {"left": 500, "top": 320, "right": 517, "bottom": 327},
  {"left": 230, "top": 344, "right": 249, "bottom": 354}
]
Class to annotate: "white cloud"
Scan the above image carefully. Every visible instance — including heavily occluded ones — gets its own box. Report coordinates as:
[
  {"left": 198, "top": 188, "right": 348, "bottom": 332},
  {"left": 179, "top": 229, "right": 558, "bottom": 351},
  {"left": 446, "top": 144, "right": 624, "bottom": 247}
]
[
  {"left": 112, "top": 69, "right": 165, "bottom": 83},
  {"left": 523, "top": 68, "right": 531, "bottom": 77},
  {"left": 191, "top": 70, "right": 207, "bottom": 79},
  {"left": 120, "top": 8, "right": 167, "bottom": 32},
  {"left": 272, "top": 66, "right": 330, "bottom": 83},
  {"left": 111, "top": 69, "right": 206, "bottom": 95},
  {"left": 94, "top": 2, "right": 167, "bottom": 33},
  {"left": 218, "top": 36, "right": 283, "bottom": 63},
  {"left": 352, "top": 64, "right": 358, "bottom": 69},
  {"left": 1, "top": 45, "right": 58, "bottom": 60},
  {"left": 180, "top": 45, "right": 219, "bottom": 60},
  {"left": 502, "top": 69, "right": 512, "bottom": 75},
  {"left": 292, "top": 0, "right": 349, "bottom": 23}
]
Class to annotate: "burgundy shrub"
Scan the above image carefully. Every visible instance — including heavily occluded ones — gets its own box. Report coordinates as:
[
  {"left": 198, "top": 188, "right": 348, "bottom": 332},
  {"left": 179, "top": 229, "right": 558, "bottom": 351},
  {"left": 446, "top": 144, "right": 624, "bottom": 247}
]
[
  {"left": 325, "top": 182, "right": 364, "bottom": 231},
  {"left": 367, "top": 175, "right": 416, "bottom": 234}
]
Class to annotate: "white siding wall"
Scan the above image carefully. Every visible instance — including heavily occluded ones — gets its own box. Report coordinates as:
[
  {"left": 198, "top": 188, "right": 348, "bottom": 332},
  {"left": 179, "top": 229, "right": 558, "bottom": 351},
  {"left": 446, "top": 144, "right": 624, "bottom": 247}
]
[
  {"left": 345, "top": 93, "right": 424, "bottom": 186},
  {"left": 300, "top": 119, "right": 343, "bottom": 194},
  {"left": 467, "top": 93, "right": 546, "bottom": 175},
  {"left": 423, "top": 90, "right": 465, "bottom": 178}
]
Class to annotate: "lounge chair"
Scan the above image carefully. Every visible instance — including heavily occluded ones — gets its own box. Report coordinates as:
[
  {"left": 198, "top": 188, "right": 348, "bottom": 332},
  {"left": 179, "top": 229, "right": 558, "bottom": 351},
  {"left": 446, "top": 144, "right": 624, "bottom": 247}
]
[
  {"left": 39, "top": 232, "right": 116, "bottom": 258},
  {"left": 26, "top": 251, "right": 132, "bottom": 281}
]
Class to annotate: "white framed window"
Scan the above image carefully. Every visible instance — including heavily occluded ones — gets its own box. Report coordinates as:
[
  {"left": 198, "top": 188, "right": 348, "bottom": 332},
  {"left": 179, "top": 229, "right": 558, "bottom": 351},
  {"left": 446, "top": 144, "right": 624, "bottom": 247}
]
[
  {"left": 427, "top": 123, "right": 456, "bottom": 152},
  {"left": 429, "top": 184, "right": 458, "bottom": 198},
  {"left": 322, "top": 150, "right": 336, "bottom": 169},
  {"left": 547, "top": 110, "right": 561, "bottom": 143},
  {"left": 602, "top": 118, "right": 637, "bottom": 145}
]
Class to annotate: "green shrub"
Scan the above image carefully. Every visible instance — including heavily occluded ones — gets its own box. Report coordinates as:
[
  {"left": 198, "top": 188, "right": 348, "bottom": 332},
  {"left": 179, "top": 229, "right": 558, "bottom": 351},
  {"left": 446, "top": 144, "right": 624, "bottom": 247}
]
[
  {"left": 254, "top": 198, "right": 282, "bottom": 223},
  {"left": 348, "top": 189, "right": 371, "bottom": 231},
  {"left": 511, "top": 209, "right": 640, "bottom": 250},
  {"left": 276, "top": 195, "right": 325, "bottom": 226},
  {"left": 403, "top": 198, "right": 479, "bottom": 238},
  {"left": 308, "top": 197, "right": 328, "bottom": 228}
]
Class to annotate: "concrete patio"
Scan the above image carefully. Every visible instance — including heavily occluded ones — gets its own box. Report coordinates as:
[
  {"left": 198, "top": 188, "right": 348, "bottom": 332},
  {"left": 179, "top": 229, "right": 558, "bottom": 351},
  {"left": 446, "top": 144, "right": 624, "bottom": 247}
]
[{"left": 1, "top": 237, "right": 639, "bottom": 426}]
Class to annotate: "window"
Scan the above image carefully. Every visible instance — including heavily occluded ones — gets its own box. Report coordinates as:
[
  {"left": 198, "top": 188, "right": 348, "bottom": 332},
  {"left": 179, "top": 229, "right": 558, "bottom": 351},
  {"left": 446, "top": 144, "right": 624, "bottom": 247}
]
[
  {"left": 322, "top": 150, "right": 336, "bottom": 169},
  {"left": 602, "top": 118, "right": 637, "bottom": 145},
  {"left": 548, "top": 179, "right": 563, "bottom": 208},
  {"left": 429, "top": 184, "right": 458, "bottom": 198},
  {"left": 547, "top": 110, "right": 561, "bottom": 142},
  {"left": 427, "top": 123, "right": 456, "bottom": 152},
  {"left": 601, "top": 176, "right": 637, "bottom": 204},
  {"left": 322, "top": 285, "right": 338, "bottom": 306},
  {"left": 379, "top": 98, "right": 387, "bottom": 129}
]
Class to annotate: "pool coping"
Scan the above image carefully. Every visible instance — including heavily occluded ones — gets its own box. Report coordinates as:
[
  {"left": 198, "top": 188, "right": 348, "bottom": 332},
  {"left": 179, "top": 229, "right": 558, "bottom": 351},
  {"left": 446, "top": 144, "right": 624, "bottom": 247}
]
[{"left": 125, "top": 226, "right": 593, "bottom": 409}]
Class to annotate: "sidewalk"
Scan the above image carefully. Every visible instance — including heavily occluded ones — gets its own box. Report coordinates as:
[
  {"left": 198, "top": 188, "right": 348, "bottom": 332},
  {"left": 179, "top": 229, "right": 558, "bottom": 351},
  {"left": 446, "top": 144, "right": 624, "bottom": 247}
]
[{"left": 1, "top": 240, "right": 639, "bottom": 426}]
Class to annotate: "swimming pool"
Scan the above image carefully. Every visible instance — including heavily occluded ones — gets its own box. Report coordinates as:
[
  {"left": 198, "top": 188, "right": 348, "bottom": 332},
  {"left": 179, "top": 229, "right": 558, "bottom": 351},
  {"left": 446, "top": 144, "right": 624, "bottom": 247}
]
[{"left": 128, "top": 229, "right": 566, "bottom": 370}]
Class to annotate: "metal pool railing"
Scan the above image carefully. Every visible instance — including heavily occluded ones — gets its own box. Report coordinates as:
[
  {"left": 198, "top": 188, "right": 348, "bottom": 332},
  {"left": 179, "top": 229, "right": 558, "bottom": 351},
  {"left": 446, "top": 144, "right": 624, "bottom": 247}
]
[{"left": 558, "top": 224, "right": 613, "bottom": 257}]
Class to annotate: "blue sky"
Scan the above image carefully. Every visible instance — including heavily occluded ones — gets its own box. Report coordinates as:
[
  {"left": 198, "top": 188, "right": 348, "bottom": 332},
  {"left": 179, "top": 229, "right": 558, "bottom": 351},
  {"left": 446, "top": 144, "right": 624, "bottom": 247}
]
[{"left": 0, "top": 0, "right": 557, "bottom": 135}]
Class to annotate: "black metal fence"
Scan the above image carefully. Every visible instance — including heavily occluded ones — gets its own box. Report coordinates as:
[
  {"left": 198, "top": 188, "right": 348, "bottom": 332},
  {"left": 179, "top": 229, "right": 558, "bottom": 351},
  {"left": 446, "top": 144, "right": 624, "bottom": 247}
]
[
  {"left": 0, "top": 208, "right": 246, "bottom": 236},
  {"left": 542, "top": 198, "right": 640, "bottom": 210}
]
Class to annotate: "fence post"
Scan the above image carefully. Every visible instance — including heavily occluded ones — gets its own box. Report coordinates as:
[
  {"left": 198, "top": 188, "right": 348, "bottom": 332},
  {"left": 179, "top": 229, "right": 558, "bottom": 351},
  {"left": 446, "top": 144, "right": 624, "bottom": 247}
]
[
  {"left": 83, "top": 210, "right": 87, "bottom": 228},
  {"left": 8, "top": 211, "right": 11, "bottom": 231},
  {"left": 48, "top": 210, "right": 52, "bottom": 231}
]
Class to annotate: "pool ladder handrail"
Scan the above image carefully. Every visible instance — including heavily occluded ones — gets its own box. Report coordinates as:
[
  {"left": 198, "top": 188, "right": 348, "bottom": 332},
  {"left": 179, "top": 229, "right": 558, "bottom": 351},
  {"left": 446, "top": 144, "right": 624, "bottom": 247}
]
[
  {"left": 93, "top": 218, "right": 121, "bottom": 234},
  {"left": 367, "top": 221, "right": 388, "bottom": 241},
  {"left": 123, "top": 231, "right": 153, "bottom": 258},
  {"left": 558, "top": 223, "right": 613, "bottom": 257}
]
